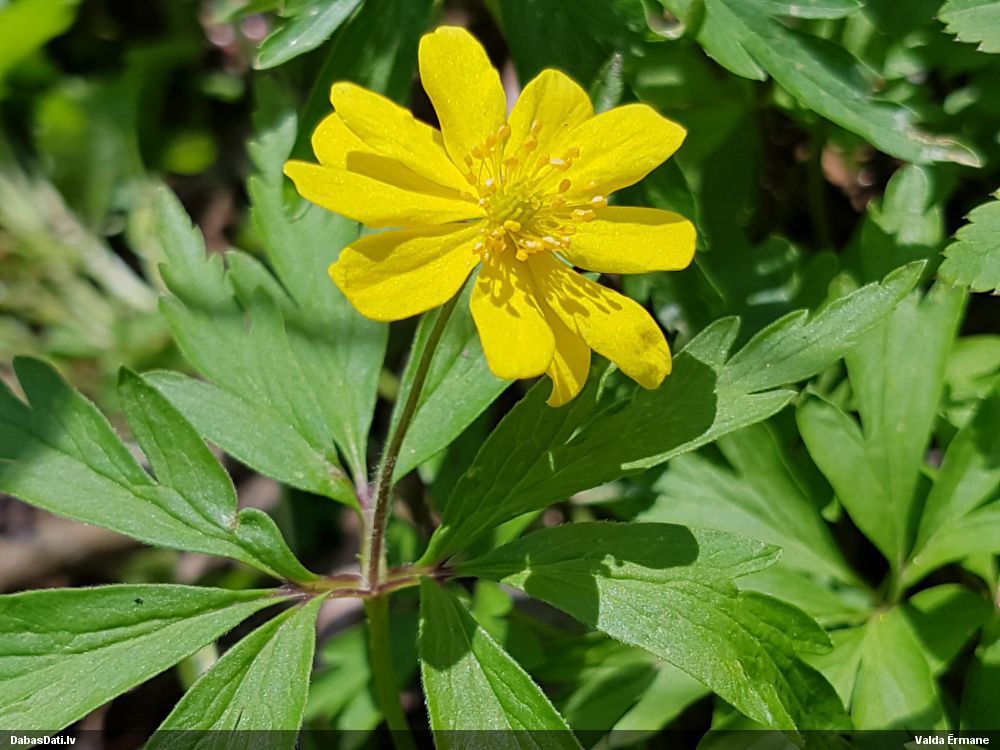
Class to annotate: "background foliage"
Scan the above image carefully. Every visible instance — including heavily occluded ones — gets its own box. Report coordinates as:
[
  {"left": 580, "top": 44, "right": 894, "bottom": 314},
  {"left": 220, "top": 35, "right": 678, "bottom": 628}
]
[{"left": 0, "top": 0, "right": 998, "bottom": 745}]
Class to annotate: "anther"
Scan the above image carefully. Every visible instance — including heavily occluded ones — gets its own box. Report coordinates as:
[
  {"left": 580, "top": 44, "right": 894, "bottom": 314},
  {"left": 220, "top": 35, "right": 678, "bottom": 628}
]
[
  {"left": 590, "top": 196, "right": 608, "bottom": 208},
  {"left": 503, "top": 220, "right": 522, "bottom": 232},
  {"left": 498, "top": 124, "right": 512, "bottom": 141},
  {"left": 564, "top": 147, "right": 580, "bottom": 159},
  {"left": 464, "top": 155, "right": 473, "bottom": 167},
  {"left": 530, "top": 120, "right": 543, "bottom": 135},
  {"left": 559, "top": 179, "right": 571, "bottom": 193},
  {"left": 550, "top": 157, "right": 572, "bottom": 172},
  {"left": 471, "top": 145, "right": 486, "bottom": 159},
  {"left": 573, "top": 208, "right": 596, "bottom": 221},
  {"left": 523, "top": 138, "right": 538, "bottom": 152}
]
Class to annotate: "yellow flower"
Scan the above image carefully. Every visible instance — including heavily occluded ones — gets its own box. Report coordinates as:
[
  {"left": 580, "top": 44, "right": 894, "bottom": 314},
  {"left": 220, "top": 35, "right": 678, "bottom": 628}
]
[{"left": 285, "top": 26, "right": 696, "bottom": 406}]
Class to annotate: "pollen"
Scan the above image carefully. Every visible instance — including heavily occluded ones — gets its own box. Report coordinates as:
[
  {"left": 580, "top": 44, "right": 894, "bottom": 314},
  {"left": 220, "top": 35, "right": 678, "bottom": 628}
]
[{"left": 463, "top": 120, "right": 607, "bottom": 262}]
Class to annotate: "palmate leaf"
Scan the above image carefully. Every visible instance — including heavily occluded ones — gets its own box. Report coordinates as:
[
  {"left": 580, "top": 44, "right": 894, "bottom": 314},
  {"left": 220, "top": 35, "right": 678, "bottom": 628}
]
[
  {"left": 809, "top": 607, "right": 947, "bottom": 729},
  {"left": 689, "top": 0, "right": 978, "bottom": 165},
  {"left": 798, "top": 284, "right": 966, "bottom": 571},
  {"left": 459, "top": 523, "right": 848, "bottom": 730},
  {"left": 641, "top": 421, "right": 856, "bottom": 583},
  {"left": 939, "top": 0, "right": 1000, "bottom": 53},
  {"left": 150, "top": 99, "right": 389, "bottom": 496},
  {"left": 150, "top": 183, "right": 373, "bottom": 504},
  {"left": 0, "top": 358, "right": 315, "bottom": 581},
  {"left": 939, "top": 192, "right": 1000, "bottom": 294},
  {"left": 0, "top": 585, "right": 287, "bottom": 732},
  {"left": 419, "top": 579, "right": 581, "bottom": 747},
  {"left": 148, "top": 595, "right": 325, "bottom": 748},
  {"left": 420, "top": 262, "right": 922, "bottom": 564}
]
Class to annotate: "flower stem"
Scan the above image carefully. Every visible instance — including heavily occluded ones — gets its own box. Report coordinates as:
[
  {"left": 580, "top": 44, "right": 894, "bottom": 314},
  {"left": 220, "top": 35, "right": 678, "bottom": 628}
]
[
  {"left": 364, "top": 596, "right": 416, "bottom": 750},
  {"left": 364, "top": 294, "right": 460, "bottom": 588}
]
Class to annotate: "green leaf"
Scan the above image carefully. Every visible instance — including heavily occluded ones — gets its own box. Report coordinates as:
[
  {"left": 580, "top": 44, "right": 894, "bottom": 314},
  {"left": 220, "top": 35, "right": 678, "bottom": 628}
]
[
  {"left": 419, "top": 579, "right": 580, "bottom": 745},
  {"left": 148, "top": 595, "right": 324, "bottom": 743},
  {"left": 798, "top": 284, "right": 965, "bottom": 569},
  {"left": 499, "top": 0, "right": 643, "bottom": 84},
  {"left": 0, "top": 0, "right": 81, "bottom": 83},
  {"left": 852, "top": 608, "right": 946, "bottom": 729},
  {"left": 939, "top": 192, "right": 1000, "bottom": 294},
  {"left": 144, "top": 371, "right": 349, "bottom": 505},
  {"left": 459, "top": 523, "right": 848, "bottom": 729},
  {"left": 611, "top": 662, "right": 709, "bottom": 734},
  {"left": 962, "top": 618, "right": 1000, "bottom": 730},
  {"left": 293, "top": 0, "right": 433, "bottom": 154},
  {"left": 917, "top": 384, "right": 1000, "bottom": 548},
  {"left": 904, "top": 585, "right": 992, "bottom": 674},
  {"left": 249, "top": 99, "right": 386, "bottom": 480},
  {"left": 695, "top": 0, "right": 979, "bottom": 165},
  {"left": 0, "top": 357, "right": 314, "bottom": 580},
  {"left": 306, "top": 611, "right": 418, "bottom": 732},
  {"left": 255, "top": 0, "right": 364, "bottom": 69},
  {"left": 739, "top": 565, "right": 870, "bottom": 625},
  {"left": 393, "top": 282, "right": 508, "bottom": 480},
  {"left": 0, "top": 585, "right": 285, "bottom": 732},
  {"left": 154, "top": 179, "right": 374, "bottom": 502},
  {"left": 421, "top": 263, "right": 922, "bottom": 563},
  {"left": 641, "top": 421, "right": 854, "bottom": 582},
  {"left": 939, "top": 0, "right": 1000, "bottom": 53},
  {"left": 852, "top": 165, "right": 945, "bottom": 283},
  {"left": 720, "top": 262, "right": 928, "bottom": 395},
  {"left": 905, "top": 502, "right": 1000, "bottom": 586},
  {"left": 753, "top": 0, "right": 862, "bottom": 18}
]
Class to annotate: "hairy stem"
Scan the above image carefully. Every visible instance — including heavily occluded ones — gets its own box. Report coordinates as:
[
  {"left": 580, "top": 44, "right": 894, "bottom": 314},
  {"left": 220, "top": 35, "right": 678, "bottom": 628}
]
[
  {"left": 364, "top": 293, "right": 460, "bottom": 588},
  {"left": 364, "top": 596, "right": 416, "bottom": 750}
]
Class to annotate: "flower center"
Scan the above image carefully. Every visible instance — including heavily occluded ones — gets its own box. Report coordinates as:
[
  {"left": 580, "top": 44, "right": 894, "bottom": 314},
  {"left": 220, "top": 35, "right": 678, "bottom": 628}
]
[{"left": 462, "top": 121, "right": 607, "bottom": 262}]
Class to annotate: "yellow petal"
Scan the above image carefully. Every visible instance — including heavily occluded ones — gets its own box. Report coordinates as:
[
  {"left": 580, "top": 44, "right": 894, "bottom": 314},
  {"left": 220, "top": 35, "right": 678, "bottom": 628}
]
[
  {"left": 557, "top": 104, "right": 686, "bottom": 199},
  {"left": 284, "top": 161, "right": 481, "bottom": 228},
  {"left": 529, "top": 253, "right": 671, "bottom": 389},
  {"left": 419, "top": 26, "right": 507, "bottom": 167},
  {"left": 311, "top": 112, "right": 374, "bottom": 169},
  {"left": 470, "top": 257, "right": 554, "bottom": 380},
  {"left": 329, "top": 224, "right": 481, "bottom": 321},
  {"left": 563, "top": 206, "right": 696, "bottom": 274},
  {"left": 541, "top": 300, "right": 591, "bottom": 406},
  {"left": 329, "top": 82, "right": 470, "bottom": 194},
  {"left": 311, "top": 114, "right": 467, "bottom": 199},
  {"left": 507, "top": 69, "right": 593, "bottom": 162}
]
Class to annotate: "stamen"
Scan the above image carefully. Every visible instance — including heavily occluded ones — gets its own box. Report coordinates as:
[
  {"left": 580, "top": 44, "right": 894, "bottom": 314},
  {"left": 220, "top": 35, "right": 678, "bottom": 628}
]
[
  {"left": 590, "top": 196, "right": 608, "bottom": 208},
  {"left": 573, "top": 208, "right": 596, "bottom": 221},
  {"left": 503, "top": 220, "right": 522, "bottom": 232},
  {"left": 559, "top": 179, "right": 571, "bottom": 193}
]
